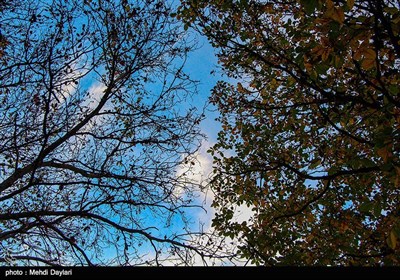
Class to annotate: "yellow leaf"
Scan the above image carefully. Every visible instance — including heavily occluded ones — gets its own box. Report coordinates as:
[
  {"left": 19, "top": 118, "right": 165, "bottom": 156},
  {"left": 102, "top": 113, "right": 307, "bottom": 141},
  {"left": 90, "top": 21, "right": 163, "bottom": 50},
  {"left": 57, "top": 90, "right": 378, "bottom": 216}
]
[
  {"left": 347, "top": 0, "right": 355, "bottom": 9},
  {"left": 237, "top": 82, "right": 245, "bottom": 93},
  {"left": 270, "top": 78, "right": 278, "bottom": 89},
  {"left": 361, "top": 49, "right": 376, "bottom": 70},
  {"left": 362, "top": 57, "right": 376, "bottom": 70},
  {"left": 332, "top": 7, "right": 345, "bottom": 24},
  {"left": 233, "top": 14, "right": 241, "bottom": 23},
  {"left": 387, "top": 230, "right": 397, "bottom": 250},
  {"left": 362, "top": 60, "right": 375, "bottom": 70},
  {"left": 321, "top": 48, "right": 330, "bottom": 61},
  {"left": 339, "top": 222, "right": 349, "bottom": 233},
  {"left": 306, "top": 213, "right": 314, "bottom": 223},
  {"left": 377, "top": 147, "right": 390, "bottom": 163},
  {"left": 364, "top": 48, "right": 377, "bottom": 60},
  {"left": 326, "top": 0, "right": 334, "bottom": 10},
  {"left": 391, "top": 231, "right": 397, "bottom": 248},
  {"left": 333, "top": 55, "right": 341, "bottom": 67},
  {"left": 304, "top": 59, "right": 313, "bottom": 73},
  {"left": 249, "top": 81, "right": 258, "bottom": 89},
  {"left": 312, "top": 45, "right": 324, "bottom": 57},
  {"left": 353, "top": 48, "right": 363, "bottom": 61},
  {"left": 395, "top": 166, "right": 400, "bottom": 176}
]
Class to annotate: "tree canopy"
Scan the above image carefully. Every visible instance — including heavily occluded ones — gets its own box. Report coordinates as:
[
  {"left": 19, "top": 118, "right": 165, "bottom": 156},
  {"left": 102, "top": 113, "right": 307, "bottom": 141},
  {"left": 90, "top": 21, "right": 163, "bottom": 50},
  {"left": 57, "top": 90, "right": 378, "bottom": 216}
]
[
  {"left": 0, "top": 0, "right": 211, "bottom": 265},
  {"left": 178, "top": 0, "right": 400, "bottom": 265}
]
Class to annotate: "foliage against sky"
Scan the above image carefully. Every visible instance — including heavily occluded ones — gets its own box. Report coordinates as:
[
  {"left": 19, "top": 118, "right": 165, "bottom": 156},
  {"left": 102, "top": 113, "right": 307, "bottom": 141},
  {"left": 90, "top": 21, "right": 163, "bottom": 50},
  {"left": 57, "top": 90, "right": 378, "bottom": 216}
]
[{"left": 178, "top": 0, "right": 400, "bottom": 265}]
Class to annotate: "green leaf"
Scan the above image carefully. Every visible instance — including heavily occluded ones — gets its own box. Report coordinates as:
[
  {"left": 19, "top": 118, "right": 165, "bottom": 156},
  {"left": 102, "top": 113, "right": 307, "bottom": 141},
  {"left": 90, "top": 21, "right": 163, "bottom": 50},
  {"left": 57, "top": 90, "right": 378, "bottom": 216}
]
[
  {"left": 394, "top": 225, "right": 400, "bottom": 238},
  {"left": 309, "top": 158, "right": 321, "bottom": 169},
  {"left": 359, "top": 201, "right": 374, "bottom": 213},
  {"left": 301, "top": 0, "right": 318, "bottom": 15},
  {"left": 315, "top": 63, "right": 329, "bottom": 75},
  {"left": 373, "top": 204, "right": 382, "bottom": 218}
]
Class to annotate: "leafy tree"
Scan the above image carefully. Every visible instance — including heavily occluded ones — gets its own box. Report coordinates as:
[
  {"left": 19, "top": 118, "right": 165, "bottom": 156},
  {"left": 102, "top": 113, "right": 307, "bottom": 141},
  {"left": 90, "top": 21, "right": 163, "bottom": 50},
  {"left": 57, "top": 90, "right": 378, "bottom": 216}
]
[
  {"left": 178, "top": 0, "right": 400, "bottom": 265},
  {"left": 0, "top": 0, "right": 210, "bottom": 266}
]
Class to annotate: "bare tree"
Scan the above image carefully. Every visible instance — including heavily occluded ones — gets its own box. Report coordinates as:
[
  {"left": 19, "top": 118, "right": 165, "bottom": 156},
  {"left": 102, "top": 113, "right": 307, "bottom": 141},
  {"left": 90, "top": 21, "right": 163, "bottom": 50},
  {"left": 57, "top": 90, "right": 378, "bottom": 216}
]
[{"left": 0, "top": 0, "right": 209, "bottom": 266}]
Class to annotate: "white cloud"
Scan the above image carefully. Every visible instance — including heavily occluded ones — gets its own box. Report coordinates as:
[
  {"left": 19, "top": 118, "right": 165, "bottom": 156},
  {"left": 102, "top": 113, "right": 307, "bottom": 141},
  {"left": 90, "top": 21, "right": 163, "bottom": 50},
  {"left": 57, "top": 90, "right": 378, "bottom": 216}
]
[
  {"left": 173, "top": 139, "right": 213, "bottom": 199},
  {"left": 55, "top": 60, "right": 89, "bottom": 103},
  {"left": 85, "top": 81, "right": 107, "bottom": 110},
  {"left": 173, "top": 135, "right": 256, "bottom": 266}
]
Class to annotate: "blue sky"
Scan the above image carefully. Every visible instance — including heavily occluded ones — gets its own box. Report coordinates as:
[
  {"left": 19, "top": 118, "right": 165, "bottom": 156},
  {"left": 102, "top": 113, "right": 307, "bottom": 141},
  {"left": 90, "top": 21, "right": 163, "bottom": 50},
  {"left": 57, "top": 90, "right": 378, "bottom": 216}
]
[{"left": 182, "top": 34, "right": 223, "bottom": 143}]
